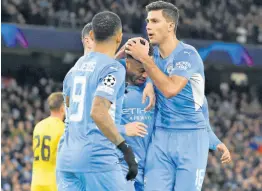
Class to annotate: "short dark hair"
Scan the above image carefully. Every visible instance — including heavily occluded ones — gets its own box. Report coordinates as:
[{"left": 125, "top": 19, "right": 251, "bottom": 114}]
[
  {"left": 81, "top": 22, "right": 92, "bottom": 39},
  {"left": 126, "top": 39, "right": 154, "bottom": 60},
  {"left": 92, "top": 11, "right": 122, "bottom": 42},
  {"left": 146, "top": 1, "right": 179, "bottom": 33},
  {"left": 47, "top": 92, "right": 64, "bottom": 111}
]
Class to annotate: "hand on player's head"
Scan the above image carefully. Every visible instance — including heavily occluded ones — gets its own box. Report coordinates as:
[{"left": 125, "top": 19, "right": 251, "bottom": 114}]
[
  {"left": 125, "top": 37, "right": 153, "bottom": 86},
  {"left": 126, "top": 38, "right": 150, "bottom": 52},
  {"left": 125, "top": 37, "right": 153, "bottom": 59},
  {"left": 125, "top": 37, "right": 151, "bottom": 62}
]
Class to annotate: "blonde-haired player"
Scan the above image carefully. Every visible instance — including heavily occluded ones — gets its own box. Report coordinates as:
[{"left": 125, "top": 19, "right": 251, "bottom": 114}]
[{"left": 31, "top": 92, "right": 65, "bottom": 191}]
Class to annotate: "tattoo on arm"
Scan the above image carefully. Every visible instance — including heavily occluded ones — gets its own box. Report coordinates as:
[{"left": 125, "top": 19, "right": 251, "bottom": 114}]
[{"left": 91, "top": 96, "right": 124, "bottom": 146}]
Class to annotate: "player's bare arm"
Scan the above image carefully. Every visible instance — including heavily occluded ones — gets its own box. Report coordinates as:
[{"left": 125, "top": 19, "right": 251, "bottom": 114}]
[
  {"left": 91, "top": 96, "right": 124, "bottom": 146},
  {"left": 126, "top": 38, "right": 187, "bottom": 98},
  {"left": 141, "top": 56, "right": 187, "bottom": 98},
  {"left": 91, "top": 96, "right": 138, "bottom": 181}
]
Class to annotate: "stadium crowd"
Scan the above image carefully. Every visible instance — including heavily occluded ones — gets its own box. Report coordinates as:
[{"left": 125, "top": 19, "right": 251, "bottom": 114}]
[
  {"left": 1, "top": 76, "right": 262, "bottom": 191},
  {"left": 1, "top": 77, "right": 61, "bottom": 191},
  {"left": 2, "top": 0, "right": 262, "bottom": 44}
]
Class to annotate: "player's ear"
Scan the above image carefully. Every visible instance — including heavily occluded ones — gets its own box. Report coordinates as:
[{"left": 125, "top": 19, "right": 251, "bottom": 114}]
[
  {"left": 168, "top": 22, "right": 175, "bottom": 32},
  {"left": 89, "top": 30, "right": 94, "bottom": 41},
  {"left": 60, "top": 105, "right": 64, "bottom": 114},
  {"left": 82, "top": 36, "right": 89, "bottom": 45},
  {"left": 116, "top": 29, "right": 123, "bottom": 45}
]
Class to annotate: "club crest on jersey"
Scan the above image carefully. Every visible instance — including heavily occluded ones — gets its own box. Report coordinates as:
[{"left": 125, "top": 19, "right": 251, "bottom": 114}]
[
  {"left": 103, "top": 74, "right": 116, "bottom": 87},
  {"left": 166, "top": 63, "right": 174, "bottom": 75}
]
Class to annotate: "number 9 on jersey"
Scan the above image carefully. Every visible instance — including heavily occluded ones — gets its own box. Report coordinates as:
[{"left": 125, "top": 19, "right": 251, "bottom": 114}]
[{"left": 70, "top": 76, "right": 87, "bottom": 122}]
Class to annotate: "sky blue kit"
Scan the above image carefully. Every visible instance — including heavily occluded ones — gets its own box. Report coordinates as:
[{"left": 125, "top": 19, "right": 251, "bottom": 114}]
[
  {"left": 56, "top": 52, "right": 127, "bottom": 191},
  {"left": 118, "top": 83, "right": 155, "bottom": 191},
  {"left": 144, "top": 42, "right": 209, "bottom": 191},
  {"left": 56, "top": 52, "right": 222, "bottom": 191}
]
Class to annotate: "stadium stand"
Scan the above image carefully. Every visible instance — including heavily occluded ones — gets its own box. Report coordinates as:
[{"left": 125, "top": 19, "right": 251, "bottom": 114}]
[
  {"left": 1, "top": 77, "right": 62, "bottom": 191},
  {"left": 1, "top": 0, "right": 262, "bottom": 44},
  {"left": 1, "top": 77, "right": 262, "bottom": 191}
]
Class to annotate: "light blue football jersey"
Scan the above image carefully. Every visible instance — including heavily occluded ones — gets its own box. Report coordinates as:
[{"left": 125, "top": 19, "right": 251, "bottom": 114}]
[
  {"left": 62, "top": 66, "right": 75, "bottom": 130},
  {"left": 120, "top": 84, "right": 155, "bottom": 169},
  {"left": 57, "top": 52, "right": 126, "bottom": 173},
  {"left": 153, "top": 42, "right": 206, "bottom": 129},
  {"left": 117, "top": 59, "right": 154, "bottom": 168},
  {"left": 57, "top": 67, "right": 74, "bottom": 153}
]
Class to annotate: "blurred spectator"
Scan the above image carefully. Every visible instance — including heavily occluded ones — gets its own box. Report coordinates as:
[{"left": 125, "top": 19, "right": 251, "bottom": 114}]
[
  {"left": 1, "top": 0, "right": 261, "bottom": 44},
  {"left": 1, "top": 76, "right": 262, "bottom": 190}
]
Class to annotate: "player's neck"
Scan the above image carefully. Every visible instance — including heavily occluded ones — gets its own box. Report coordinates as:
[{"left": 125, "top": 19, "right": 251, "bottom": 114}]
[
  {"left": 159, "top": 35, "right": 179, "bottom": 59},
  {"left": 50, "top": 112, "right": 63, "bottom": 121},
  {"left": 126, "top": 77, "right": 134, "bottom": 86},
  {"left": 93, "top": 42, "right": 117, "bottom": 58},
  {"left": 84, "top": 49, "right": 91, "bottom": 55}
]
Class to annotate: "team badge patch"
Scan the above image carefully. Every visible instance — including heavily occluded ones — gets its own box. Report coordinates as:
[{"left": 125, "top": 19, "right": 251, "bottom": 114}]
[
  {"left": 166, "top": 63, "right": 174, "bottom": 74},
  {"left": 103, "top": 74, "right": 116, "bottom": 87}
]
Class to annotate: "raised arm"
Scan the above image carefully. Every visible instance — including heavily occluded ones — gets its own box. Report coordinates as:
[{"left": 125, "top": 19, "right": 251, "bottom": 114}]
[
  {"left": 125, "top": 39, "right": 197, "bottom": 98},
  {"left": 140, "top": 56, "right": 187, "bottom": 98}
]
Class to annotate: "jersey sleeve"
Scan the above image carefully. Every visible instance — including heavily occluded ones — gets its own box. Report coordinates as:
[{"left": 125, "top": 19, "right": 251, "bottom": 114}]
[
  {"left": 170, "top": 50, "right": 201, "bottom": 80},
  {"left": 56, "top": 123, "right": 65, "bottom": 152},
  {"left": 208, "top": 127, "right": 222, "bottom": 151},
  {"left": 202, "top": 97, "right": 221, "bottom": 150},
  {"left": 94, "top": 63, "right": 126, "bottom": 103},
  {"left": 63, "top": 81, "right": 70, "bottom": 97},
  {"left": 63, "top": 69, "right": 73, "bottom": 96}
]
